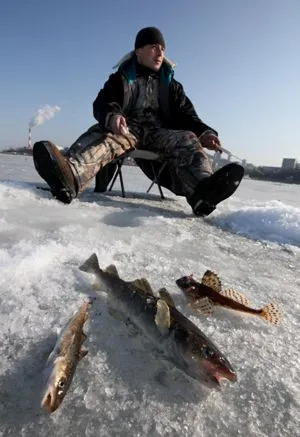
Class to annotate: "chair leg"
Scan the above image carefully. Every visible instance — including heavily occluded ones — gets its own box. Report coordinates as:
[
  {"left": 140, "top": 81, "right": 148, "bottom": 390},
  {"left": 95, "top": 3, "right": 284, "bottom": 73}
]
[
  {"left": 157, "top": 182, "right": 165, "bottom": 200},
  {"left": 108, "top": 159, "right": 126, "bottom": 197},
  {"left": 118, "top": 163, "right": 125, "bottom": 198},
  {"left": 146, "top": 162, "right": 167, "bottom": 199}
]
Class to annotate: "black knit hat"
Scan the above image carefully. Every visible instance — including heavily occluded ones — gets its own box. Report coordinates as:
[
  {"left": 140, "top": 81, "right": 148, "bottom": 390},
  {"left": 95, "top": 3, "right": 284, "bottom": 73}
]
[{"left": 134, "top": 27, "right": 165, "bottom": 49}]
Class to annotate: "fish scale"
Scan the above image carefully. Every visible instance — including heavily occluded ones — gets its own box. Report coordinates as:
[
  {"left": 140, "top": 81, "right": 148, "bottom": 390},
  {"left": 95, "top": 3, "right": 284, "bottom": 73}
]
[
  {"left": 79, "top": 253, "right": 237, "bottom": 389},
  {"left": 176, "top": 271, "right": 283, "bottom": 325},
  {"left": 41, "top": 299, "right": 92, "bottom": 413}
]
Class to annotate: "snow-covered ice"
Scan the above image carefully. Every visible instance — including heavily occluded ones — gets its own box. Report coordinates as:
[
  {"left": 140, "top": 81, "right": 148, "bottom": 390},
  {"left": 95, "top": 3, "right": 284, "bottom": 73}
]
[{"left": 0, "top": 154, "right": 299, "bottom": 437}]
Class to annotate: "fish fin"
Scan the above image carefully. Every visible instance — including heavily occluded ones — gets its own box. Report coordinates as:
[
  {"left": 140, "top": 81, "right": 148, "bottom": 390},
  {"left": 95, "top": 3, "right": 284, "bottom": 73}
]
[
  {"left": 201, "top": 270, "right": 222, "bottom": 293},
  {"left": 155, "top": 299, "right": 171, "bottom": 335},
  {"left": 259, "top": 303, "right": 283, "bottom": 325},
  {"left": 79, "top": 253, "right": 100, "bottom": 275},
  {"left": 79, "top": 348, "right": 88, "bottom": 360},
  {"left": 130, "top": 278, "right": 155, "bottom": 296},
  {"left": 192, "top": 297, "right": 214, "bottom": 316},
  {"left": 105, "top": 264, "right": 119, "bottom": 277},
  {"left": 91, "top": 278, "right": 102, "bottom": 290},
  {"left": 81, "top": 332, "right": 87, "bottom": 343},
  {"left": 125, "top": 319, "right": 141, "bottom": 337},
  {"left": 139, "top": 278, "right": 155, "bottom": 296},
  {"left": 108, "top": 305, "right": 126, "bottom": 322},
  {"left": 221, "top": 288, "right": 251, "bottom": 306},
  {"left": 158, "top": 288, "right": 175, "bottom": 307}
]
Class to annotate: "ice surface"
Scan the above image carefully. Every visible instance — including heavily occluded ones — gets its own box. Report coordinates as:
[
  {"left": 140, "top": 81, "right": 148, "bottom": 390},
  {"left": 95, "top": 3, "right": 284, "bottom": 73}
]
[{"left": 0, "top": 154, "right": 299, "bottom": 436}]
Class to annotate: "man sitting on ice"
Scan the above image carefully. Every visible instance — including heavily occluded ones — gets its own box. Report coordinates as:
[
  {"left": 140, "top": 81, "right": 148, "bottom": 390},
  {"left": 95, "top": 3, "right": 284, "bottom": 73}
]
[{"left": 33, "top": 26, "right": 244, "bottom": 216}]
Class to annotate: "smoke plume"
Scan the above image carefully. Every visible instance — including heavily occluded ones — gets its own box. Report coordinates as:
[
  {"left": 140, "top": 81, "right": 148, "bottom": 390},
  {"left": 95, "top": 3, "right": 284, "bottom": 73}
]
[{"left": 29, "top": 104, "right": 61, "bottom": 129}]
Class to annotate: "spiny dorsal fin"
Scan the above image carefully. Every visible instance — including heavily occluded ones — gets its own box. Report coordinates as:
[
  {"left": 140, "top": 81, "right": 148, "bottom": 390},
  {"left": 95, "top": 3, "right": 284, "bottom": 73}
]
[
  {"left": 79, "top": 253, "right": 100, "bottom": 274},
  {"left": 191, "top": 297, "right": 214, "bottom": 316},
  {"left": 221, "top": 288, "right": 251, "bottom": 306},
  {"left": 154, "top": 299, "right": 171, "bottom": 335},
  {"left": 260, "top": 303, "right": 283, "bottom": 325},
  {"left": 92, "top": 278, "right": 102, "bottom": 290},
  {"left": 201, "top": 270, "right": 222, "bottom": 293},
  {"left": 158, "top": 288, "right": 175, "bottom": 307},
  {"left": 79, "top": 348, "right": 88, "bottom": 360},
  {"left": 105, "top": 264, "right": 119, "bottom": 277},
  {"left": 129, "top": 278, "right": 154, "bottom": 296}
]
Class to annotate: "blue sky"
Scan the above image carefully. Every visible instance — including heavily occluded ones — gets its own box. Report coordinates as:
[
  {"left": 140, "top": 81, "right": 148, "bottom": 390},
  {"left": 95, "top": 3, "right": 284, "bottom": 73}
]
[{"left": 0, "top": 0, "right": 299, "bottom": 166}]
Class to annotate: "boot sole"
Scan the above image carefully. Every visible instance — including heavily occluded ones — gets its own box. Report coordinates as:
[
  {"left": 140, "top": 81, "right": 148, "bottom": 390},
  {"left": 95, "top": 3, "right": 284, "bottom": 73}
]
[
  {"left": 33, "top": 141, "right": 76, "bottom": 204},
  {"left": 193, "top": 163, "right": 244, "bottom": 216}
]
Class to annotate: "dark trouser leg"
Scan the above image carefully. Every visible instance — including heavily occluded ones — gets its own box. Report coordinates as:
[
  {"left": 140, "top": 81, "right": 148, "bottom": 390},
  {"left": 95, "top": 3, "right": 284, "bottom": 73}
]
[
  {"left": 66, "top": 124, "right": 138, "bottom": 191},
  {"left": 136, "top": 127, "right": 244, "bottom": 216},
  {"left": 94, "top": 162, "right": 118, "bottom": 192},
  {"left": 142, "top": 128, "right": 212, "bottom": 197}
]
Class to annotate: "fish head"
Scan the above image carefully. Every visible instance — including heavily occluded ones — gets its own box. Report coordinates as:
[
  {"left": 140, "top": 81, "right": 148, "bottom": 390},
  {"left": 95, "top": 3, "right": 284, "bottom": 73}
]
[
  {"left": 177, "top": 333, "right": 237, "bottom": 389},
  {"left": 41, "top": 360, "right": 71, "bottom": 413},
  {"left": 198, "top": 344, "right": 237, "bottom": 388},
  {"left": 176, "top": 274, "right": 198, "bottom": 295}
]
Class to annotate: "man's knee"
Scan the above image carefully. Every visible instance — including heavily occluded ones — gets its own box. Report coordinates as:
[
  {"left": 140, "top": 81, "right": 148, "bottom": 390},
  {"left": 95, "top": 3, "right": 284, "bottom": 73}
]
[
  {"left": 86, "top": 123, "right": 109, "bottom": 134},
  {"left": 180, "top": 130, "right": 199, "bottom": 142}
]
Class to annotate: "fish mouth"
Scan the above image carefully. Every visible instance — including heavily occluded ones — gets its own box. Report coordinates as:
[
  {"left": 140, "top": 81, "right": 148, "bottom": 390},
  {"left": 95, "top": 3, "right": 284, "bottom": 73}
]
[
  {"left": 41, "top": 389, "right": 60, "bottom": 413},
  {"left": 196, "top": 358, "right": 237, "bottom": 388},
  {"left": 175, "top": 277, "right": 194, "bottom": 291},
  {"left": 201, "top": 368, "right": 237, "bottom": 389},
  {"left": 184, "top": 357, "right": 237, "bottom": 389},
  {"left": 214, "top": 368, "right": 237, "bottom": 384}
]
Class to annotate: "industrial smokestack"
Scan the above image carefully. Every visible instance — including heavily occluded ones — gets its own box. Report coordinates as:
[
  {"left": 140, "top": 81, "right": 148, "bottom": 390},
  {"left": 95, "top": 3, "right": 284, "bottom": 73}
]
[
  {"left": 27, "top": 104, "right": 61, "bottom": 149},
  {"left": 28, "top": 127, "right": 32, "bottom": 149}
]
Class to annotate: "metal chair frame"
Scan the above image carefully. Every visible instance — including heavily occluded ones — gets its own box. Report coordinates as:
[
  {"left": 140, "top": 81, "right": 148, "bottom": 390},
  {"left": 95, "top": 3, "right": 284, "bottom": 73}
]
[{"left": 107, "top": 149, "right": 167, "bottom": 199}]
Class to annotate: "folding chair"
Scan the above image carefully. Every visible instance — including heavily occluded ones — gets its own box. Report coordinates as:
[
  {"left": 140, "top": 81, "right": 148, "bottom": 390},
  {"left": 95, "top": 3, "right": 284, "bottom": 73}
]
[{"left": 95, "top": 149, "right": 167, "bottom": 199}]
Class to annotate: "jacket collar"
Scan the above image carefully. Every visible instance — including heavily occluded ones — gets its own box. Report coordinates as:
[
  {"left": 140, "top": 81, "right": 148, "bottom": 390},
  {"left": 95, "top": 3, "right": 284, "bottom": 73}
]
[{"left": 113, "top": 52, "right": 175, "bottom": 84}]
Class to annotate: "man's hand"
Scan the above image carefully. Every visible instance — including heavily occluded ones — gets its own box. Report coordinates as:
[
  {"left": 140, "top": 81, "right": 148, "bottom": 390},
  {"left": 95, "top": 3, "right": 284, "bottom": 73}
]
[
  {"left": 111, "top": 114, "right": 129, "bottom": 135},
  {"left": 200, "top": 132, "right": 222, "bottom": 153}
]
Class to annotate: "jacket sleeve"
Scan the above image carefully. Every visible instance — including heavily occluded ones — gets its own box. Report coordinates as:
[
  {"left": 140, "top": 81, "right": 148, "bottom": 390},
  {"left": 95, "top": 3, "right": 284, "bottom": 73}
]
[
  {"left": 170, "top": 79, "right": 218, "bottom": 137},
  {"left": 93, "top": 72, "right": 124, "bottom": 126}
]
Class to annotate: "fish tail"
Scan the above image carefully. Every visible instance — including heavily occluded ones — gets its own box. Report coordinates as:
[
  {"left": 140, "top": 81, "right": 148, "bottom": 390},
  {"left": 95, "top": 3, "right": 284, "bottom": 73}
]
[
  {"left": 79, "top": 253, "right": 100, "bottom": 275},
  {"left": 87, "top": 295, "right": 96, "bottom": 306},
  {"left": 259, "top": 303, "right": 283, "bottom": 325}
]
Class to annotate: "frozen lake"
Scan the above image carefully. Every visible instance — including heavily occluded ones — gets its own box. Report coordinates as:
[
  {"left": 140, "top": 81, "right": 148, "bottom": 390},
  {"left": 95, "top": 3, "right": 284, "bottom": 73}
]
[{"left": 0, "top": 154, "right": 299, "bottom": 437}]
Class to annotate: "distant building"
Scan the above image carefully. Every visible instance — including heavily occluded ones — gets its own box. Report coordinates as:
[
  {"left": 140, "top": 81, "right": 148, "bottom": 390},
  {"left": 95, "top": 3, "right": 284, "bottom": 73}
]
[
  {"left": 281, "top": 158, "right": 297, "bottom": 169},
  {"left": 260, "top": 166, "right": 281, "bottom": 174}
]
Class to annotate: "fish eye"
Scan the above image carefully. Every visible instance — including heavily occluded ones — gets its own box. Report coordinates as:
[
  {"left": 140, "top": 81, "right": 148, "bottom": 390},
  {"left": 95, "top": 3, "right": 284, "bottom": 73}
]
[
  {"left": 58, "top": 380, "right": 65, "bottom": 389},
  {"left": 202, "top": 346, "right": 215, "bottom": 359}
]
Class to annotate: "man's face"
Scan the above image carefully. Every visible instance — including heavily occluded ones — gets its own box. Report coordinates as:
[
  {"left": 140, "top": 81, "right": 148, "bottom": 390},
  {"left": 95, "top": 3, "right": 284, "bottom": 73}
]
[{"left": 135, "top": 44, "right": 165, "bottom": 71}]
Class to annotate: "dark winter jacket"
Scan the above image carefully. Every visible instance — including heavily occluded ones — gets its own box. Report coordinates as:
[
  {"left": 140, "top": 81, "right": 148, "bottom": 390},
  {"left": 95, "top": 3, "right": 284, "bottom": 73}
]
[
  {"left": 92, "top": 55, "right": 217, "bottom": 195},
  {"left": 93, "top": 55, "right": 217, "bottom": 137}
]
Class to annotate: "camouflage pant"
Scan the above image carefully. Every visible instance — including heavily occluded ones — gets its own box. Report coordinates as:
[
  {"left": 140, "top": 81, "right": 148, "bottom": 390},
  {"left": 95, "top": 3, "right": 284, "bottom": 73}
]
[{"left": 67, "top": 123, "right": 212, "bottom": 196}]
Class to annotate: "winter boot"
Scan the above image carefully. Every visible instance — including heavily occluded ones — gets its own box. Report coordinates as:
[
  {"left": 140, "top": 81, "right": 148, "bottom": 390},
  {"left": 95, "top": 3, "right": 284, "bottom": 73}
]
[
  {"left": 188, "top": 163, "right": 244, "bottom": 216},
  {"left": 33, "top": 141, "right": 78, "bottom": 204}
]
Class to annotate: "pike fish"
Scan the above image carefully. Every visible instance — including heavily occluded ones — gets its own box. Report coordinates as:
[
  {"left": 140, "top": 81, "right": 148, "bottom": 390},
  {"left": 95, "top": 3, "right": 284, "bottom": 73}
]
[
  {"left": 176, "top": 270, "right": 283, "bottom": 325},
  {"left": 79, "top": 254, "right": 237, "bottom": 389},
  {"left": 41, "top": 299, "right": 92, "bottom": 413}
]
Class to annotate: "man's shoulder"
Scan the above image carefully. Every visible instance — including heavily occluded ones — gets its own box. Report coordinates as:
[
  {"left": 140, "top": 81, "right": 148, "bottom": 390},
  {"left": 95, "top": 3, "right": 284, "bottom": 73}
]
[
  {"left": 104, "top": 71, "right": 123, "bottom": 86},
  {"left": 169, "top": 77, "right": 184, "bottom": 94}
]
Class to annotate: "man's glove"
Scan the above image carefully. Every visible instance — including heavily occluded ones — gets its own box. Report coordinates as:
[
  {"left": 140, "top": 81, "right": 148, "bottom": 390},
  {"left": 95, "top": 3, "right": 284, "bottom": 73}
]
[{"left": 199, "top": 130, "right": 222, "bottom": 153}]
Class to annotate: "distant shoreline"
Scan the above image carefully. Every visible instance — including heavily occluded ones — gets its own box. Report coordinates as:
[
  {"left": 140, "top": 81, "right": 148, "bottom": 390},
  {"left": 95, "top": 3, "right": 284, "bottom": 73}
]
[
  {"left": 0, "top": 150, "right": 32, "bottom": 156},
  {"left": 1, "top": 150, "right": 299, "bottom": 185}
]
